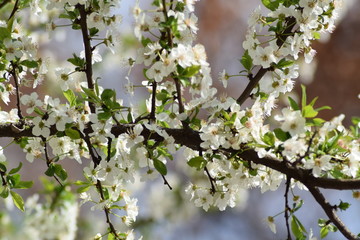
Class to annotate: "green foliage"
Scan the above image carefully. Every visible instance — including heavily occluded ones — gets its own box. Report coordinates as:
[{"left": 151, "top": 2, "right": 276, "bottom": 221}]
[
  {"left": 187, "top": 156, "right": 207, "bottom": 170},
  {"left": 240, "top": 50, "right": 253, "bottom": 72}
]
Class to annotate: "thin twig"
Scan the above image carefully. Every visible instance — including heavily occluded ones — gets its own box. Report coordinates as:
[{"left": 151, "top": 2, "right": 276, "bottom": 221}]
[
  {"left": 284, "top": 177, "right": 292, "bottom": 240},
  {"left": 77, "top": 4, "right": 96, "bottom": 113},
  {"left": 10, "top": 62, "right": 23, "bottom": 120},
  {"left": 96, "top": 180, "right": 121, "bottom": 239},
  {"left": 307, "top": 185, "right": 358, "bottom": 240},
  {"left": 204, "top": 166, "right": 216, "bottom": 195},
  {"left": 0, "top": 0, "right": 11, "bottom": 9},
  {"left": 42, "top": 137, "right": 63, "bottom": 186},
  {"left": 161, "top": 174, "right": 173, "bottom": 190},
  {"left": 150, "top": 81, "right": 157, "bottom": 121},
  {"left": 236, "top": 17, "right": 296, "bottom": 106}
]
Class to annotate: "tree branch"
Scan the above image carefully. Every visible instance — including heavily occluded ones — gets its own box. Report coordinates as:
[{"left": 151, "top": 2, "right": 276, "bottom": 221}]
[
  {"left": 307, "top": 185, "right": 359, "bottom": 240},
  {"left": 77, "top": 4, "right": 96, "bottom": 113},
  {"left": 1, "top": 122, "right": 359, "bottom": 191},
  {"left": 236, "top": 17, "right": 297, "bottom": 105}
]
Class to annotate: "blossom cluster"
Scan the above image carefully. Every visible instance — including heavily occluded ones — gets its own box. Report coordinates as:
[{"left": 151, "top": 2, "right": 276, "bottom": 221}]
[{"left": 0, "top": 0, "right": 358, "bottom": 240}]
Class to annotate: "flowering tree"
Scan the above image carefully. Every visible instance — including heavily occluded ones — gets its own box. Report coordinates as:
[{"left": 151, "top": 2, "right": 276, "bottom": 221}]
[{"left": 0, "top": 0, "right": 359, "bottom": 239}]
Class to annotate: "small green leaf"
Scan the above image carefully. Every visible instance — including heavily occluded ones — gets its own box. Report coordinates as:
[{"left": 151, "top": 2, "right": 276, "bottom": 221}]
[
  {"left": 0, "top": 27, "right": 11, "bottom": 41},
  {"left": 187, "top": 156, "right": 207, "bottom": 170},
  {"left": 0, "top": 187, "right": 9, "bottom": 198},
  {"left": 303, "top": 105, "right": 318, "bottom": 118},
  {"left": 77, "top": 185, "right": 90, "bottom": 193},
  {"left": 179, "top": 65, "right": 201, "bottom": 78},
  {"left": 63, "top": 89, "right": 77, "bottom": 107},
  {"left": 338, "top": 201, "right": 351, "bottom": 211},
  {"left": 320, "top": 226, "right": 329, "bottom": 239},
  {"left": 277, "top": 58, "right": 294, "bottom": 68},
  {"left": 54, "top": 164, "right": 68, "bottom": 181},
  {"left": 291, "top": 215, "right": 307, "bottom": 240},
  {"left": 65, "top": 128, "right": 81, "bottom": 140},
  {"left": 9, "top": 162, "right": 22, "bottom": 175},
  {"left": 301, "top": 84, "right": 307, "bottom": 109},
  {"left": 20, "top": 60, "right": 38, "bottom": 68},
  {"left": 274, "top": 128, "right": 291, "bottom": 141},
  {"left": 262, "top": 132, "right": 275, "bottom": 146},
  {"left": 101, "top": 89, "right": 115, "bottom": 101},
  {"left": 153, "top": 159, "right": 167, "bottom": 175},
  {"left": 97, "top": 111, "right": 112, "bottom": 121},
  {"left": 0, "top": 162, "right": 7, "bottom": 172},
  {"left": 10, "top": 191, "right": 25, "bottom": 211},
  {"left": 45, "top": 164, "right": 55, "bottom": 177},
  {"left": 14, "top": 180, "right": 33, "bottom": 189},
  {"left": 288, "top": 97, "right": 300, "bottom": 111},
  {"left": 261, "top": 0, "right": 281, "bottom": 10},
  {"left": 240, "top": 50, "right": 253, "bottom": 71}
]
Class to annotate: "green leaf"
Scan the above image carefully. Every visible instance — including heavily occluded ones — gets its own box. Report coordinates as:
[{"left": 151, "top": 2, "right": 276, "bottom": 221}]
[
  {"left": 277, "top": 58, "right": 294, "bottom": 68},
  {"left": 77, "top": 185, "right": 90, "bottom": 193},
  {"left": 54, "top": 164, "right": 68, "bottom": 181},
  {"left": 81, "top": 87, "right": 100, "bottom": 102},
  {"left": 9, "top": 162, "right": 22, "bottom": 175},
  {"left": 0, "top": 27, "right": 11, "bottom": 41},
  {"left": 63, "top": 89, "right": 77, "bottom": 107},
  {"left": 97, "top": 111, "right": 112, "bottom": 121},
  {"left": 187, "top": 156, "right": 207, "bottom": 170},
  {"left": 338, "top": 201, "right": 351, "bottom": 211},
  {"left": 10, "top": 191, "right": 25, "bottom": 211},
  {"left": 0, "top": 162, "right": 7, "bottom": 172},
  {"left": 291, "top": 215, "right": 307, "bottom": 240},
  {"left": 301, "top": 84, "right": 307, "bottom": 109},
  {"left": 179, "top": 65, "right": 201, "bottom": 78},
  {"left": 101, "top": 89, "right": 115, "bottom": 101},
  {"left": 65, "top": 128, "right": 81, "bottom": 140},
  {"left": 153, "top": 159, "right": 167, "bottom": 175},
  {"left": 20, "top": 60, "right": 38, "bottom": 68},
  {"left": 45, "top": 164, "right": 55, "bottom": 177},
  {"left": 67, "top": 53, "right": 85, "bottom": 67},
  {"left": 274, "top": 128, "right": 291, "bottom": 141},
  {"left": 320, "top": 226, "right": 329, "bottom": 239},
  {"left": 262, "top": 132, "right": 275, "bottom": 146},
  {"left": 240, "top": 50, "right": 253, "bottom": 71},
  {"left": 303, "top": 105, "right": 318, "bottom": 118},
  {"left": 288, "top": 97, "right": 300, "bottom": 111},
  {"left": 0, "top": 187, "right": 9, "bottom": 198},
  {"left": 261, "top": 0, "right": 281, "bottom": 10},
  {"left": 14, "top": 180, "right": 33, "bottom": 189}
]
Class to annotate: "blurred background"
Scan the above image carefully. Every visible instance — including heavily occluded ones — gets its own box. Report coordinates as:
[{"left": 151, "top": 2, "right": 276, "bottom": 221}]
[{"left": 1, "top": 0, "right": 360, "bottom": 239}]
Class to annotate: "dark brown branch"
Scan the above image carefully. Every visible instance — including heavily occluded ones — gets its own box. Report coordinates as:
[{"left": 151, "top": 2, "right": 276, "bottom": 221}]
[
  {"left": 1, "top": 122, "right": 360, "bottom": 190},
  {"left": 77, "top": 4, "right": 95, "bottom": 113},
  {"left": 204, "top": 166, "right": 216, "bottom": 195},
  {"left": 236, "top": 17, "right": 296, "bottom": 106},
  {"left": 307, "top": 185, "right": 359, "bottom": 240},
  {"left": 161, "top": 174, "right": 173, "bottom": 190},
  {"left": 8, "top": 0, "right": 18, "bottom": 20},
  {"left": 284, "top": 177, "right": 292, "bottom": 240},
  {"left": 10, "top": 62, "right": 23, "bottom": 120},
  {"left": 42, "top": 137, "right": 62, "bottom": 186},
  {"left": 236, "top": 67, "right": 267, "bottom": 105},
  {"left": 96, "top": 180, "right": 121, "bottom": 239},
  {"left": 0, "top": 0, "right": 11, "bottom": 9},
  {"left": 150, "top": 81, "right": 157, "bottom": 121}
]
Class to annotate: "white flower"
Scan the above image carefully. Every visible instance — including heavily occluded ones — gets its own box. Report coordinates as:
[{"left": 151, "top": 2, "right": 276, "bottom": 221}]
[
  {"left": 4, "top": 39, "right": 23, "bottom": 61},
  {"left": 279, "top": 108, "right": 306, "bottom": 137},
  {"left": 87, "top": 12, "right": 105, "bottom": 30},
  {"left": 253, "top": 45, "right": 277, "bottom": 69},
  {"left": 266, "top": 216, "right": 277, "bottom": 233},
  {"left": 0, "top": 146, "right": 6, "bottom": 162},
  {"left": 32, "top": 117, "right": 51, "bottom": 138},
  {"left": 21, "top": 92, "right": 43, "bottom": 114}
]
